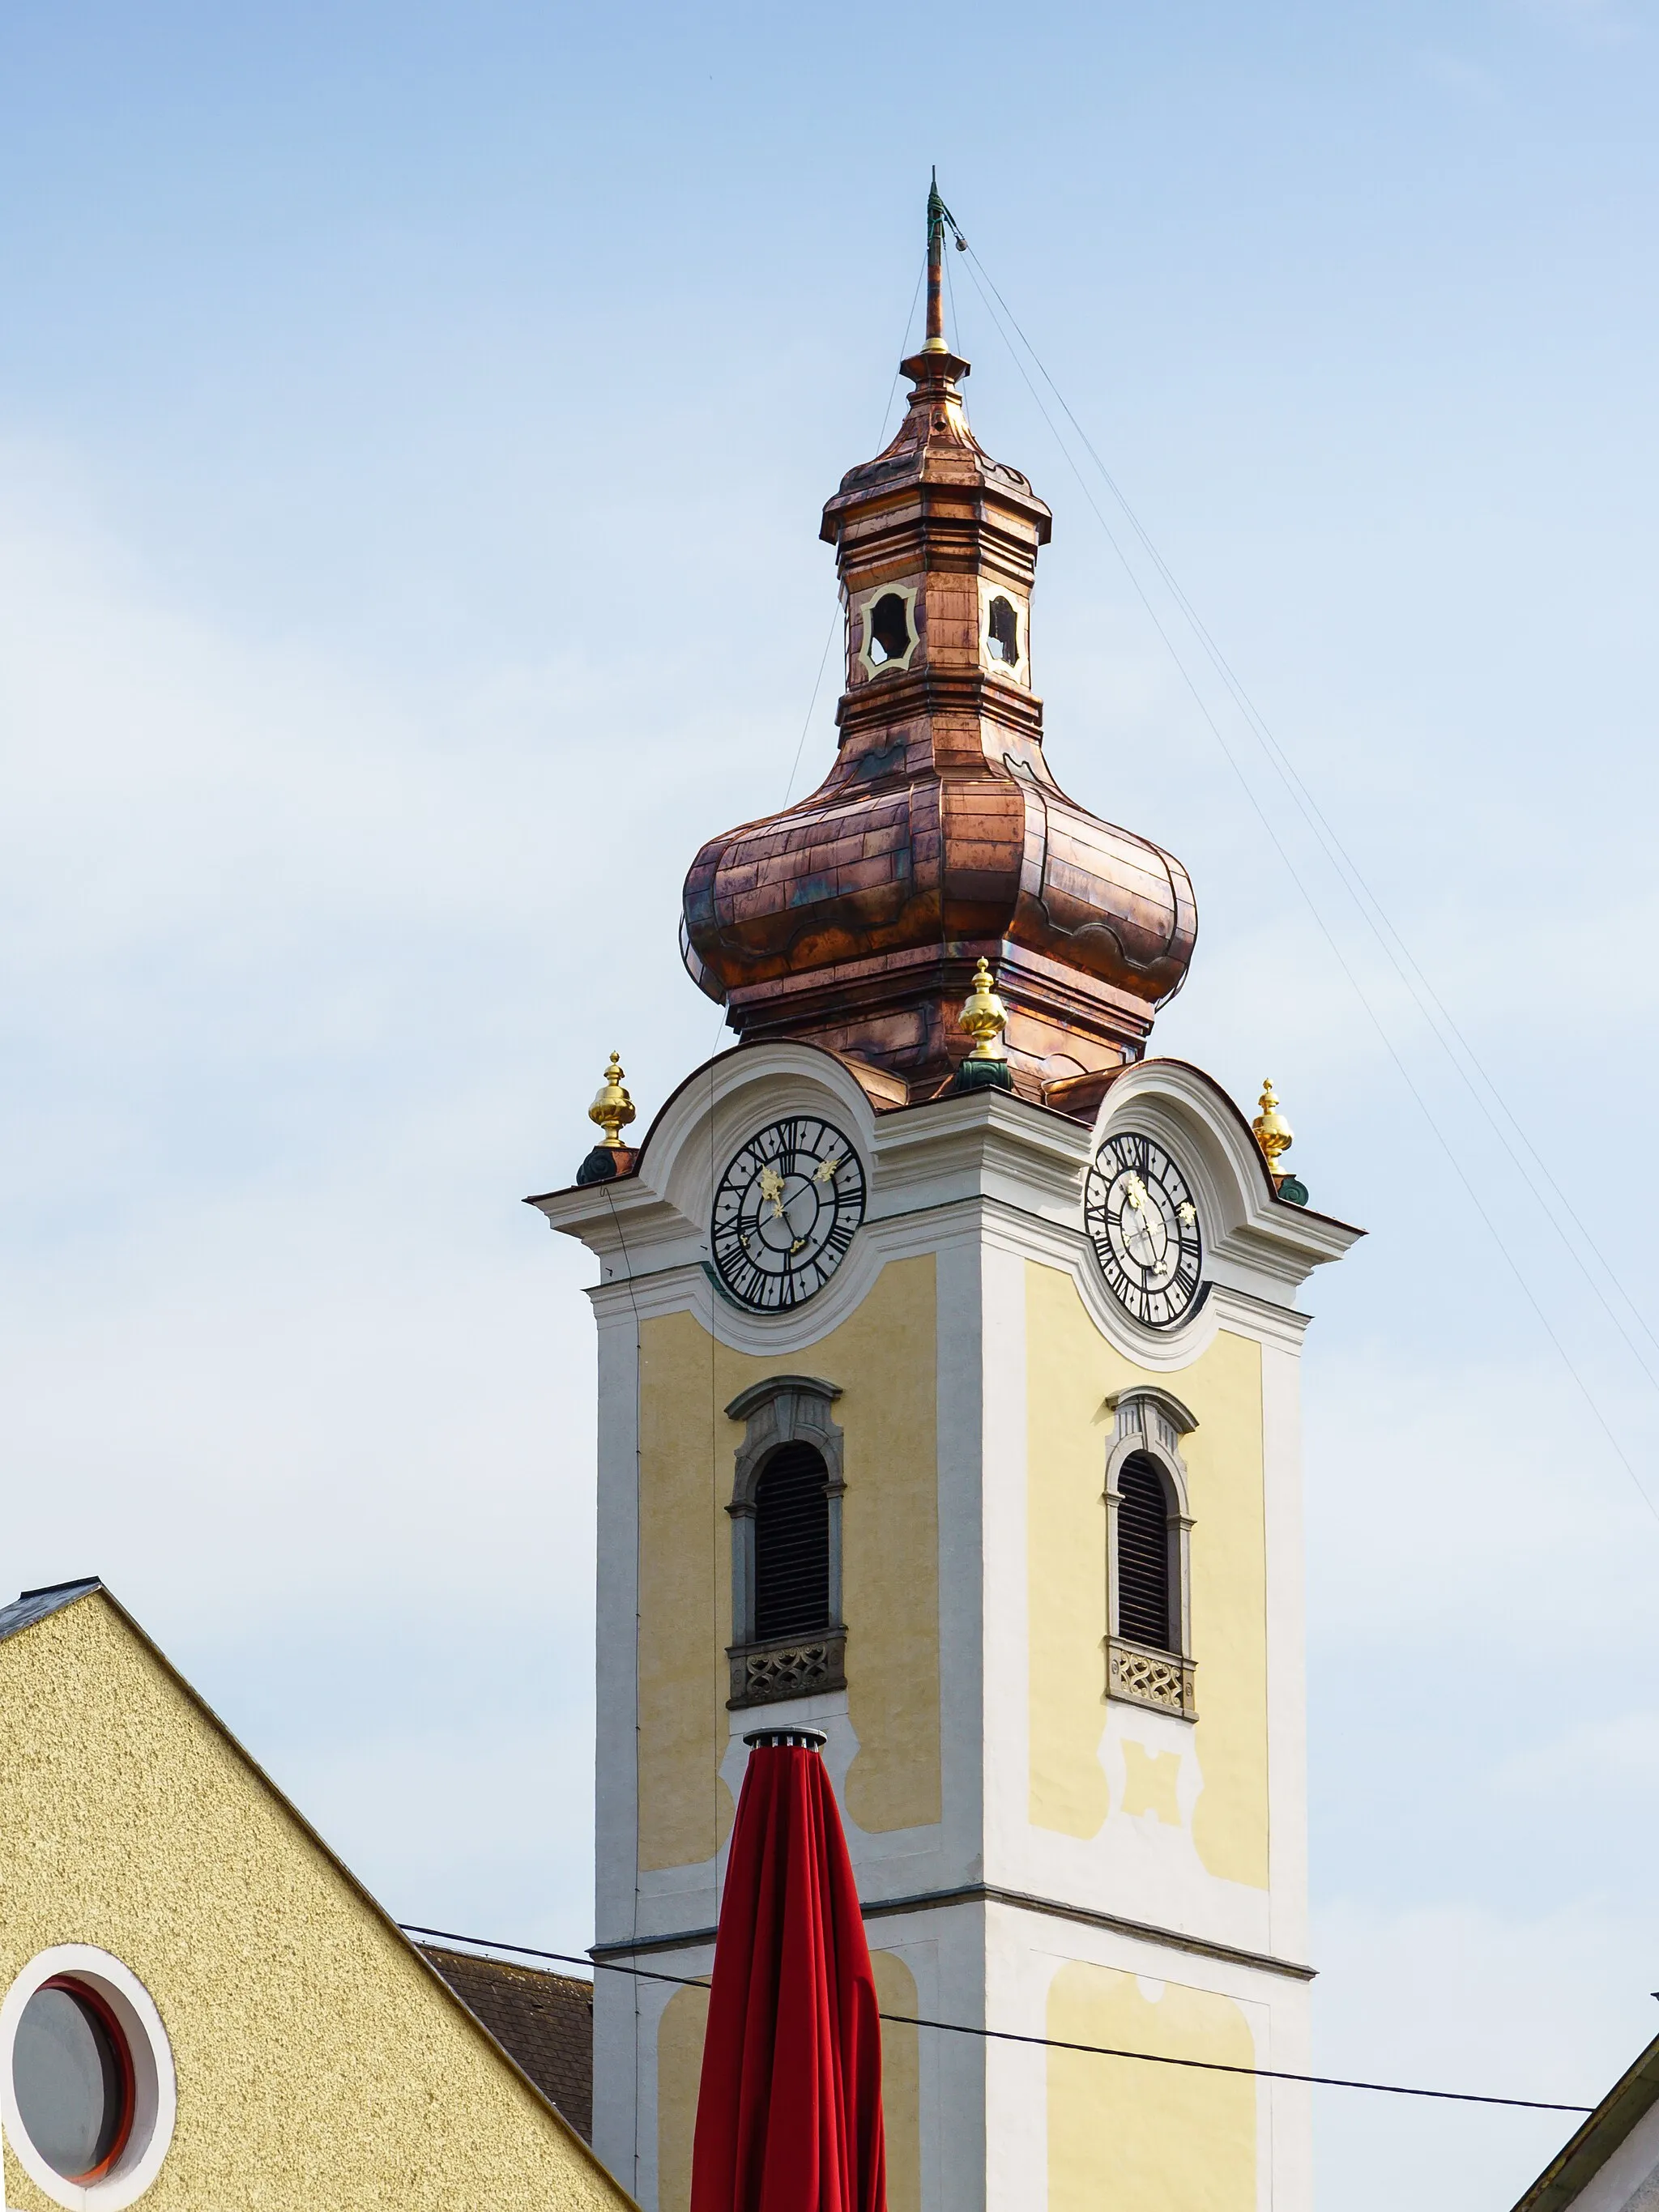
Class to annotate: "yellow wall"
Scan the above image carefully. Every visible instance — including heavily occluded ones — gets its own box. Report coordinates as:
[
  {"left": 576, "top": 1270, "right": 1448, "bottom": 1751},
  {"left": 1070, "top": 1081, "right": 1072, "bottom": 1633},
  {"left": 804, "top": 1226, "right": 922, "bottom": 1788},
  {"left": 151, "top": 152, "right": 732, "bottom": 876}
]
[
  {"left": 652, "top": 1954, "right": 920, "bottom": 2212},
  {"left": 870, "top": 1950, "right": 921, "bottom": 2212},
  {"left": 0, "top": 1592, "right": 630, "bottom": 2212},
  {"left": 1025, "top": 1262, "right": 1270, "bottom": 1888},
  {"left": 656, "top": 1984, "right": 710, "bottom": 2212},
  {"left": 637, "top": 1255, "right": 940, "bottom": 1872},
  {"left": 1046, "top": 1962, "right": 1256, "bottom": 2212}
]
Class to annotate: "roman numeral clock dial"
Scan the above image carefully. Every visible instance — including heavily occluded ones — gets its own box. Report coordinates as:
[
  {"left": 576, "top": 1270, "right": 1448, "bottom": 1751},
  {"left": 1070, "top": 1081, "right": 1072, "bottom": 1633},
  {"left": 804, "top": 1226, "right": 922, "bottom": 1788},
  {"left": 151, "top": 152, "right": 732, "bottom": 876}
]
[
  {"left": 710, "top": 1117, "right": 867, "bottom": 1311},
  {"left": 1083, "top": 1131, "right": 1204, "bottom": 1329}
]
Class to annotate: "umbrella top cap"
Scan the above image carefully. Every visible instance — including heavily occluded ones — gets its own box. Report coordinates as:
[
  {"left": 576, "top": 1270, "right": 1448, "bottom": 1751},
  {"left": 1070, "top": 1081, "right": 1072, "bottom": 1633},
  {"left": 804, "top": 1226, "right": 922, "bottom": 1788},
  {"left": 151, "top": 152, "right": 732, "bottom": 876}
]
[{"left": 742, "top": 1727, "right": 828, "bottom": 1750}]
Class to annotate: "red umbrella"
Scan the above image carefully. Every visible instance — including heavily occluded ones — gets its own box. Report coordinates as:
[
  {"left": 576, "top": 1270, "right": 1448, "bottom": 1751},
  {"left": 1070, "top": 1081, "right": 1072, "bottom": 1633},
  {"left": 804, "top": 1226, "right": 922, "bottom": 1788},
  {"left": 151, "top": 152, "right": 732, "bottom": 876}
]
[{"left": 689, "top": 1726, "right": 887, "bottom": 2212}]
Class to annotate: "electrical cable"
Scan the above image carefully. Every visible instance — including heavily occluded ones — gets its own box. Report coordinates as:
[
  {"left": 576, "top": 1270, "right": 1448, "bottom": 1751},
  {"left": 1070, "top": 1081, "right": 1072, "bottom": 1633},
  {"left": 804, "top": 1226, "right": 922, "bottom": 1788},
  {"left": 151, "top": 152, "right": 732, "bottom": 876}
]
[
  {"left": 399, "top": 1926, "right": 1593, "bottom": 2116},
  {"left": 957, "top": 241, "right": 1659, "bottom": 1397},
  {"left": 941, "top": 223, "right": 1659, "bottom": 1526}
]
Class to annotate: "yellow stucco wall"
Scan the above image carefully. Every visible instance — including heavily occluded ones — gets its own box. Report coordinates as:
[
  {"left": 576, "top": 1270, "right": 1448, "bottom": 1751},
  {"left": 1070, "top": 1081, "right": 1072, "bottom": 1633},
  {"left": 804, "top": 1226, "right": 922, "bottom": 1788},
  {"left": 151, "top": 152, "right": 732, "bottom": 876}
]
[
  {"left": 1025, "top": 1262, "right": 1270, "bottom": 1887},
  {"left": 869, "top": 1950, "right": 921, "bottom": 2212},
  {"left": 1046, "top": 1962, "right": 1256, "bottom": 2212},
  {"left": 0, "top": 1592, "right": 631, "bottom": 2212},
  {"left": 637, "top": 1255, "right": 940, "bottom": 1872},
  {"left": 656, "top": 1984, "right": 710, "bottom": 2212},
  {"left": 653, "top": 1953, "right": 919, "bottom": 2212}
]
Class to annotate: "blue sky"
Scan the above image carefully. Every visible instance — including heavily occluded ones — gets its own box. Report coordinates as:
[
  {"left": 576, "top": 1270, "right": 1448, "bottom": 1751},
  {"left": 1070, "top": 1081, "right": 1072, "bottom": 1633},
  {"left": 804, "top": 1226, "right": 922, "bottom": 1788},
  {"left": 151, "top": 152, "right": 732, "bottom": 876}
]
[{"left": 3, "top": 3, "right": 1659, "bottom": 2206}]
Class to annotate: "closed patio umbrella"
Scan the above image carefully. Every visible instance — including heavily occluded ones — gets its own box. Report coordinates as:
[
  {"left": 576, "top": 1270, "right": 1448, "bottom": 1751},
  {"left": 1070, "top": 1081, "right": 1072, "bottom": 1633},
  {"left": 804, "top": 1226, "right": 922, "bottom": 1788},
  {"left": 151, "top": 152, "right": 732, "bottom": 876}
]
[{"left": 689, "top": 1727, "right": 887, "bottom": 2212}]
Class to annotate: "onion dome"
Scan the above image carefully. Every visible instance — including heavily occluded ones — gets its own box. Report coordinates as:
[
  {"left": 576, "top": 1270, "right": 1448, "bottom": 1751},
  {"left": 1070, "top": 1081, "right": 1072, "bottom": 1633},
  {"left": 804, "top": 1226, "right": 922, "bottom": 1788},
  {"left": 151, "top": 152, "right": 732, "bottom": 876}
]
[{"left": 681, "top": 183, "right": 1196, "bottom": 1108}]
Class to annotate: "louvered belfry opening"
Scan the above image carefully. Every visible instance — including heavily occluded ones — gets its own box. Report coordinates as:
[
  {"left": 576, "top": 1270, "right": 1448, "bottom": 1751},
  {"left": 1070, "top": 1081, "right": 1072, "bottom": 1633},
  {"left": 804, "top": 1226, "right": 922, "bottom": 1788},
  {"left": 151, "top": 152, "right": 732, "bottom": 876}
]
[
  {"left": 1117, "top": 1451, "right": 1174, "bottom": 1653},
  {"left": 753, "top": 1441, "right": 832, "bottom": 1643}
]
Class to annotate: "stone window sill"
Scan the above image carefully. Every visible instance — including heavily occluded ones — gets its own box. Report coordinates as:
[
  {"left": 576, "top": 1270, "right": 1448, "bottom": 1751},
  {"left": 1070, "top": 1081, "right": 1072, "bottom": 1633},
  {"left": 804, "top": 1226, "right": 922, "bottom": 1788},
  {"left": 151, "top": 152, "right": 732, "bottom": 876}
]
[
  {"left": 727, "top": 1629, "right": 847, "bottom": 1711},
  {"left": 1107, "top": 1635, "right": 1197, "bottom": 1720}
]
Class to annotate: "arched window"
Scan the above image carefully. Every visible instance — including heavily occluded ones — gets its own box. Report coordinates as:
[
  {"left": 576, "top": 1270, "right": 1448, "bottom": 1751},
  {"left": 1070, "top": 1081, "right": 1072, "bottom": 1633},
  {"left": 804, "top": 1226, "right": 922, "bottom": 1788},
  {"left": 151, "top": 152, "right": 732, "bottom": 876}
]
[
  {"left": 1115, "top": 1452, "right": 1174, "bottom": 1652},
  {"left": 723, "top": 1375, "right": 847, "bottom": 1708},
  {"left": 753, "top": 1443, "right": 830, "bottom": 1642},
  {"left": 1105, "top": 1387, "right": 1198, "bottom": 1719}
]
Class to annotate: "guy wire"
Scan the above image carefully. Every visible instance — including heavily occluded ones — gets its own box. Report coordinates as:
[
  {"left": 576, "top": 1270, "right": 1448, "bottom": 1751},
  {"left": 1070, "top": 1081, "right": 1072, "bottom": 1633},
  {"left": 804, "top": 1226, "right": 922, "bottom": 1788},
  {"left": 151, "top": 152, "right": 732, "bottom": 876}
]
[
  {"left": 958, "top": 238, "right": 1659, "bottom": 1394},
  {"left": 400, "top": 1927, "right": 1593, "bottom": 2117},
  {"left": 944, "top": 223, "right": 1659, "bottom": 1527}
]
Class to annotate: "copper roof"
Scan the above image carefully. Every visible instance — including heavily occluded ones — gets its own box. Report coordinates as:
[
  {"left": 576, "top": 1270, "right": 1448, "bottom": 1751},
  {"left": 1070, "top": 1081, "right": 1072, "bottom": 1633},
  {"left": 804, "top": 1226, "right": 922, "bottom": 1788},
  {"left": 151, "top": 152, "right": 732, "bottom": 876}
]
[
  {"left": 420, "top": 1945, "right": 593, "bottom": 2143},
  {"left": 680, "top": 197, "right": 1195, "bottom": 1108}
]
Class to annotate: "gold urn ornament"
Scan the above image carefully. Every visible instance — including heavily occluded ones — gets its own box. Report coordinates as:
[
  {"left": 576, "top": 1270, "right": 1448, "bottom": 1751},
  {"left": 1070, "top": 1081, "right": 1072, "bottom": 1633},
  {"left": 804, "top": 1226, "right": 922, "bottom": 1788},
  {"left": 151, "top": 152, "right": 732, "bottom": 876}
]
[
  {"left": 960, "top": 959, "right": 1008, "bottom": 1058},
  {"left": 1252, "top": 1078, "right": 1308, "bottom": 1206},
  {"left": 577, "top": 1052, "right": 638, "bottom": 1185},
  {"left": 954, "top": 959, "right": 1013, "bottom": 1092},
  {"left": 589, "top": 1053, "right": 637, "bottom": 1146}
]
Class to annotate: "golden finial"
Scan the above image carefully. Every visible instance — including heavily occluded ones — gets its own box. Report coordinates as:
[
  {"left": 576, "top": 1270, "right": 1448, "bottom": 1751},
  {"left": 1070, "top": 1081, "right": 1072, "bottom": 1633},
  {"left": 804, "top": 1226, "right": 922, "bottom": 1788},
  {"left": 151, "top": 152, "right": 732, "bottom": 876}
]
[
  {"left": 959, "top": 957, "right": 1009, "bottom": 1060},
  {"left": 588, "top": 1052, "right": 636, "bottom": 1149},
  {"left": 1252, "top": 1077, "right": 1293, "bottom": 1181}
]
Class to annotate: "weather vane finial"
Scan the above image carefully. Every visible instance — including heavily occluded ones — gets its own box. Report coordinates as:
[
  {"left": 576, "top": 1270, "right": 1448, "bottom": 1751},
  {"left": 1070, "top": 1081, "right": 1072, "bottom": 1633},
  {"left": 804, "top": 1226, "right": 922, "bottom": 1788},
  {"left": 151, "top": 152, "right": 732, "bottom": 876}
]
[{"left": 925, "top": 168, "right": 948, "bottom": 353}]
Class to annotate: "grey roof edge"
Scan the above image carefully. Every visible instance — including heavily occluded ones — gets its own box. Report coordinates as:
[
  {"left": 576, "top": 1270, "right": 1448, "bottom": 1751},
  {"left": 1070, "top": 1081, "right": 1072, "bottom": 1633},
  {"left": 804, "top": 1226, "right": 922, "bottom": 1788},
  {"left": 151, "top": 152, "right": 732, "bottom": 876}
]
[
  {"left": 0, "top": 1578, "right": 103, "bottom": 1646},
  {"left": 1512, "top": 2034, "right": 1659, "bottom": 2212},
  {"left": 0, "top": 1578, "right": 639, "bottom": 2210}
]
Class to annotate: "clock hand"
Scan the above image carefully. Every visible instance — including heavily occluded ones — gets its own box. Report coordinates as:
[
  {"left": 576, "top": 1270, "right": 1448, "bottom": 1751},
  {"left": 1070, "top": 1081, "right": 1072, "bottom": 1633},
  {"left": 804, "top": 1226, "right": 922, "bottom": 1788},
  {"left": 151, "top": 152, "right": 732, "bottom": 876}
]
[
  {"left": 1124, "top": 1213, "right": 1163, "bottom": 1267},
  {"left": 757, "top": 1165, "right": 786, "bottom": 1219},
  {"left": 813, "top": 1154, "right": 842, "bottom": 1184}
]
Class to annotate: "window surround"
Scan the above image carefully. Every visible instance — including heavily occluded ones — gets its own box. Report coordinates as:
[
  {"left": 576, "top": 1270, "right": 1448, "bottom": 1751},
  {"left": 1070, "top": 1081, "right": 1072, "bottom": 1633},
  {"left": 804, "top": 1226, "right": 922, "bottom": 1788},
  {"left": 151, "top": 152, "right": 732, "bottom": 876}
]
[
  {"left": 978, "top": 577, "right": 1030, "bottom": 686},
  {"left": 724, "top": 1374, "right": 846, "bottom": 1710},
  {"left": 0, "top": 1945, "right": 177, "bottom": 2212},
  {"left": 855, "top": 583, "right": 919, "bottom": 681},
  {"left": 1103, "top": 1386, "right": 1198, "bottom": 1720}
]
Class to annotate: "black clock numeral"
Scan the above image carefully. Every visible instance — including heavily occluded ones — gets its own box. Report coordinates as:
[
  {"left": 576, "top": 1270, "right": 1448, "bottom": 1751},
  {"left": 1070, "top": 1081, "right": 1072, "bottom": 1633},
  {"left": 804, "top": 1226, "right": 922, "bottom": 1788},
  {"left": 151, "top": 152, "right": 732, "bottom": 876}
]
[
  {"left": 1085, "top": 1127, "right": 1203, "bottom": 1332},
  {"left": 711, "top": 1119, "right": 865, "bottom": 1311}
]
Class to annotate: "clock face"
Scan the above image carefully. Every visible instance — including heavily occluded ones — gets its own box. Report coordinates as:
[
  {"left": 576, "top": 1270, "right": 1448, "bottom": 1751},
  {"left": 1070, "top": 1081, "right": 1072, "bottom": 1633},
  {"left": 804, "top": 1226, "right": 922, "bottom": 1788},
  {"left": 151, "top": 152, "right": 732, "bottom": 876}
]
[
  {"left": 710, "top": 1117, "right": 867, "bottom": 1311},
  {"left": 1084, "top": 1129, "right": 1203, "bottom": 1330}
]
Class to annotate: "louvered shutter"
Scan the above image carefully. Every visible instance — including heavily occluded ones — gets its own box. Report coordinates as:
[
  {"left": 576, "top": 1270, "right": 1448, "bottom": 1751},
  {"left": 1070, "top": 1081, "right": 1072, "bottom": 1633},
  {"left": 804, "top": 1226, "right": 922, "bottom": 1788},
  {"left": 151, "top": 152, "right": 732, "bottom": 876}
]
[
  {"left": 1116, "top": 1452, "right": 1173, "bottom": 1652},
  {"left": 753, "top": 1443, "right": 831, "bottom": 1641}
]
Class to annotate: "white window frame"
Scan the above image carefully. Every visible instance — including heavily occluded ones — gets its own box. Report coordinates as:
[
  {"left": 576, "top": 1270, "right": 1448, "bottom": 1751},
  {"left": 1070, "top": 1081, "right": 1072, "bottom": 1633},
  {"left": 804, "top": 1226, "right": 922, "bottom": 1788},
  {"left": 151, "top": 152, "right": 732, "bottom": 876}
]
[{"left": 0, "top": 1944, "right": 177, "bottom": 2211}]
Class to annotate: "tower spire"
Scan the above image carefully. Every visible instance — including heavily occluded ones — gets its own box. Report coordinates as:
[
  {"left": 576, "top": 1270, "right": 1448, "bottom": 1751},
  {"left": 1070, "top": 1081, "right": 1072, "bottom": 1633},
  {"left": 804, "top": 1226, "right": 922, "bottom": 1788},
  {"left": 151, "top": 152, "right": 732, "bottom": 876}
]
[
  {"left": 925, "top": 168, "right": 949, "bottom": 353},
  {"left": 681, "top": 188, "right": 1196, "bottom": 1107}
]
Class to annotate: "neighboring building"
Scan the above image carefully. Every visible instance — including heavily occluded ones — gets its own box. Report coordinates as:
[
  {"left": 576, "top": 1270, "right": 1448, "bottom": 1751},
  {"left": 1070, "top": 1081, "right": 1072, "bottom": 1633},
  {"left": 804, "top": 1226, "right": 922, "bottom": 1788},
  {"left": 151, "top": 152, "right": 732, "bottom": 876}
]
[
  {"left": 533, "top": 205, "right": 1363, "bottom": 2212},
  {"left": 1514, "top": 2036, "right": 1659, "bottom": 2212},
  {"left": 421, "top": 1943, "right": 595, "bottom": 2144},
  {"left": 0, "top": 1576, "right": 626, "bottom": 2212}
]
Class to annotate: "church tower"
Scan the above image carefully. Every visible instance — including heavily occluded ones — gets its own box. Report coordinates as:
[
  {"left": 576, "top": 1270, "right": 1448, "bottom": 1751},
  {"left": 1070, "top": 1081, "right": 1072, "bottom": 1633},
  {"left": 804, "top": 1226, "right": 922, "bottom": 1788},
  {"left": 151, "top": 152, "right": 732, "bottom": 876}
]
[{"left": 534, "top": 190, "right": 1361, "bottom": 2212}]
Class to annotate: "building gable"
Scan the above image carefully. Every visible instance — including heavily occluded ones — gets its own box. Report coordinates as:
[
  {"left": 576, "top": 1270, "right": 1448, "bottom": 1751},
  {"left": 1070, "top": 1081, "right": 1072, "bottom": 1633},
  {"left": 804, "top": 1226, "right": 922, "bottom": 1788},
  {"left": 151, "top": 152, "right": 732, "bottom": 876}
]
[{"left": 0, "top": 1581, "right": 630, "bottom": 2212}]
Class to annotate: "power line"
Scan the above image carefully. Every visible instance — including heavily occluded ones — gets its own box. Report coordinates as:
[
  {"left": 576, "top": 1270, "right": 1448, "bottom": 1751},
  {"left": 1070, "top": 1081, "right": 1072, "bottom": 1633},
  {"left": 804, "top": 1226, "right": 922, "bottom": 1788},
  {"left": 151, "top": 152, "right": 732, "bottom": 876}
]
[
  {"left": 399, "top": 1925, "right": 1592, "bottom": 2116},
  {"left": 958, "top": 241, "right": 1659, "bottom": 1400},
  {"left": 943, "top": 219, "right": 1659, "bottom": 1527}
]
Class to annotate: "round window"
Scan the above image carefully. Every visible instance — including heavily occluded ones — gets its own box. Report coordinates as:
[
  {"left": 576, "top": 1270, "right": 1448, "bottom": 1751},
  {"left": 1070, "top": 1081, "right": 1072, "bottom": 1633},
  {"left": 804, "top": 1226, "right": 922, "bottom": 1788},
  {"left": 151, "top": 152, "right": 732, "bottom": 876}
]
[
  {"left": 13, "top": 1980, "right": 135, "bottom": 2184},
  {"left": 1, "top": 1946, "right": 176, "bottom": 2210}
]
